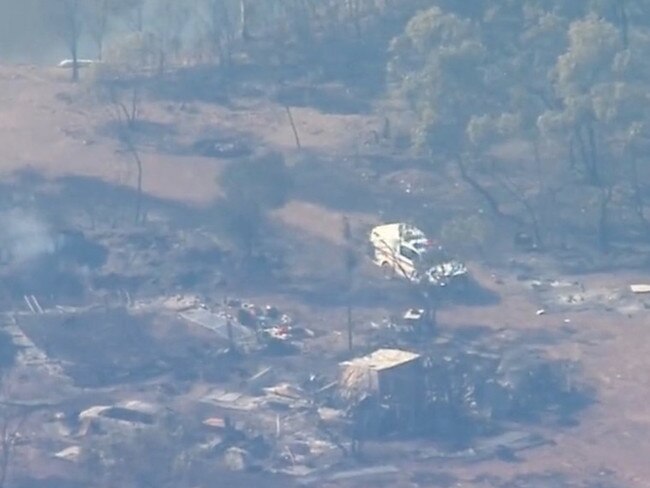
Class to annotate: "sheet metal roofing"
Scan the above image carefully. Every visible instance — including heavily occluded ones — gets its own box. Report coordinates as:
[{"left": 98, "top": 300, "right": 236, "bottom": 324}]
[{"left": 340, "top": 348, "right": 420, "bottom": 371}]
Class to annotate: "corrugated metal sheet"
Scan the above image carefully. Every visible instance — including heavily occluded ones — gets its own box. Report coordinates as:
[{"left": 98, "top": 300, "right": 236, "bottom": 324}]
[
  {"left": 339, "top": 348, "right": 420, "bottom": 372},
  {"left": 180, "top": 308, "right": 256, "bottom": 343}
]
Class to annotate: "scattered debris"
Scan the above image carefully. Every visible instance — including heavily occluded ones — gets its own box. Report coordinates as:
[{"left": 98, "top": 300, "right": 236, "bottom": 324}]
[
  {"left": 180, "top": 308, "right": 256, "bottom": 347},
  {"left": 298, "top": 465, "right": 399, "bottom": 485},
  {"left": 246, "top": 366, "right": 273, "bottom": 386},
  {"left": 223, "top": 446, "right": 251, "bottom": 471},
  {"left": 78, "top": 400, "right": 158, "bottom": 433},
  {"left": 191, "top": 138, "right": 252, "bottom": 159},
  {"left": 53, "top": 445, "right": 82, "bottom": 463},
  {"left": 418, "top": 430, "right": 549, "bottom": 462},
  {"left": 473, "top": 430, "right": 550, "bottom": 457},
  {"left": 162, "top": 294, "right": 203, "bottom": 312},
  {"left": 23, "top": 295, "right": 43, "bottom": 314},
  {"left": 201, "top": 389, "right": 261, "bottom": 412},
  {"left": 339, "top": 348, "right": 423, "bottom": 409},
  {"left": 528, "top": 277, "right": 650, "bottom": 316},
  {"left": 203, "top": 417, "right": 227, "bottom": 430}
]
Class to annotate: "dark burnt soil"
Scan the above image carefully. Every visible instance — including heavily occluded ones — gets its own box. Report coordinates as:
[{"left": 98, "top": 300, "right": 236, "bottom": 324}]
[{"left": 16, "top": 308, "right": 226, "bottom": 388}]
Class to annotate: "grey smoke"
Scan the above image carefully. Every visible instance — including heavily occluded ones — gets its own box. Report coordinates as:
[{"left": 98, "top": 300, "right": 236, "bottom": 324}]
[{"left": 0, "top": 209, "right": 55, "bottom": 265}]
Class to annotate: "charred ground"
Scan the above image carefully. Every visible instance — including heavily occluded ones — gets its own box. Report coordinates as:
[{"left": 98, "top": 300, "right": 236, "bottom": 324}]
[{"left": 1, "top": 5, "right": 650, "bottom": 485}]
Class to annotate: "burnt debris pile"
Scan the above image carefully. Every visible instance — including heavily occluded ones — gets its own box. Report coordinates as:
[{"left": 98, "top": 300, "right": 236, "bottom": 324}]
[
  {"left": 91, "top": 226, "right": 226, "bottom": 295},
  {"left": 16, "top": 308, "right": 214, "bottom": 388},
  {"left": 419, "top": 347, "right": 587, "bottom": 445},
  {"left": 337, "top": 342, "right": 591, "bottom": 449}
]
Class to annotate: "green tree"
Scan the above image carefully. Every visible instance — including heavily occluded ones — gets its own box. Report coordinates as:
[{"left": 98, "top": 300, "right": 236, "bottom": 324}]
[
  {"left": 538, "top": 13, "right": 650, "bottom": 249},
  {"left": 388, "top": 6, "right": 487, "bottom": 156}
]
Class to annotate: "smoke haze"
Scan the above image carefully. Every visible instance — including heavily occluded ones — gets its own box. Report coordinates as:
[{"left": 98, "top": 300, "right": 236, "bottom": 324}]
[{"left": 0, "top": 209, "right": 55, "bottom": 265}]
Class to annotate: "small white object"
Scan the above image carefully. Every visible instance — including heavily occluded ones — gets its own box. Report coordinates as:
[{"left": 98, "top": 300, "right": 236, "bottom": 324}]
[
  {"left": 536, "top": 309, "right": 546, "bottom": 316},
  {"left": 58, "top": 58, "right": 95, "bottom": 68},
  {"left": 630, "top": 284, "right": 650, "bottom": 294}
]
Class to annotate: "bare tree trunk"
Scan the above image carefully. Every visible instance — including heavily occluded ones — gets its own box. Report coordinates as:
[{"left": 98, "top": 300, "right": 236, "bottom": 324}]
[
  {"left": 456, "top": 155, "right": 506, "bottom": 220},
  {"left": 348, "top": 0, "right": 361, "bottom": 38},
  {"left": 109, "top": 85, "right": 144, "bottom": 225},
  {"left": 587, "top": 124, "right": 601, "bottom": 185},
  {"left": 226, "top": 318, "right": 235, "bottom": 352},
  {"left": 597, "top": 185, "right": 613, "bottom": 253},
  {"left": 131, "top": 0, "right": 144, "bottom": 33},
  {"left": 285, "top": 106, "right": 302, "bottom": 149},
  {"left": 575, "top": 125, "right": 600, "bottom": 185},
  {"left": 422, "top": 288, "right": 437, "bottom": 328},
  {"left": 616, "top": 0, "right": 629, "bottom": 48},
  {"left": 627, "top": 152, "right": 650, "bottom": 235},
  {"left": 240, "top": 0, "right": 250, "bottom": 40},
  {"left": 0, "top": 418, "right": 9, "bottom": 488},
  {"left": 132, "top": 147, "right": 143, "bottom": 225},
  {"left": 92, "top": 0, "right": 108, "bottom": 62},
  {"left": 0, "top": 407, "right": 29, "bottom": 488},
  {"left": 342, "top": 216, "right": 356, "bottom": 351},
  {"left": 158, "top": 49, "right": 166, "bottom": 75},
  {"left": 568, "top": 136, "right": 577, "bottom": 171},
  {"left": 346, "top": 303, "right": 353, "bottom": 351},
  {"left": 71, "top": 40, "right": 79, "bottom": 82},
  {"left": 533, "top": 137, "right": 544, "bottom": 191},
  {"left": 498, "top": 174, "right": 543, "bottom": 248},
  {"left": 575, "top": 126, "right": 590, "bottom": 180}
]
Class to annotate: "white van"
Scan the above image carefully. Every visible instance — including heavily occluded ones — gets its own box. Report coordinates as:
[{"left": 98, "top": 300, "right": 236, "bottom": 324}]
[{"left": 369, "top": 223, "right": 467, "bottom": 286}]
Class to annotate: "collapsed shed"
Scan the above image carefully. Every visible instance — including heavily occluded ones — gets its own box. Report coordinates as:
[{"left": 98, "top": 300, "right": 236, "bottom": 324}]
[{"left": 339, "top": 349, "right": 423, "bottom": 412}]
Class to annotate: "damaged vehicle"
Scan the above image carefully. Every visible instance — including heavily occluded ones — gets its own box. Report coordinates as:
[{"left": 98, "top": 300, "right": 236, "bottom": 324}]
[{"left": 368, "top": 223, "right": 468, "bottom": 287}]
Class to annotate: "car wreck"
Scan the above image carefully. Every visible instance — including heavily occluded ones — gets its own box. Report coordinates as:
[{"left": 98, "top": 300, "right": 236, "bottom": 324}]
[{"left": 368, "top": 223, "right": 468, "bottom": 286}]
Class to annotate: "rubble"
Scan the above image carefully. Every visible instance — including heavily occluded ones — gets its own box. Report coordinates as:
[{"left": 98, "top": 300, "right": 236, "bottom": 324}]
[
  {"left": 339, "top": 348, "right": 421, "bottom": 403},
  {"left": 3, "top": 275, "right": 590, "bottom": 483},
  {"left": 223, "top": 446, "right": 251, "bottom": 471},
  {"left": 0, "top": 214, "right": 596, "bottom": 483},
  {"left": 418, "top": 430, "right": 549, "bottom": 462},
  {"left": 180, "top": 308, "right": 257, "bottom": 348},
  {"left": 202, "top": 389, "right": 262, "bottom": 412},
  {"left": 162, "top": 294, "right": 203, "bottom": 312},
  {"left": 526, "top": 277, "right": 650, "bottom": 316},
  {"left": 297, "top": 465, "right": 400, "bottom": 485},
  {"left": 157, "top": 295, "right": 313, "bottom": 354},
  {"left": 78, "top": 400, "right": 159, "bottom": 435}
]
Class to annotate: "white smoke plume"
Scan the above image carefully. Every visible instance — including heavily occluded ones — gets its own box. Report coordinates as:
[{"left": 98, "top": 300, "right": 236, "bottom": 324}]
[{"left": 0, "top": 209, "right": 55, "bottom": 265}]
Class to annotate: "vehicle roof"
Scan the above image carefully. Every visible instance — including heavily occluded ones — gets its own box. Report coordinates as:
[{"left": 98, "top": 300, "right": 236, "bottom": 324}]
[{"left": 371, "top": 223, "right": 402, "bottom": 234}]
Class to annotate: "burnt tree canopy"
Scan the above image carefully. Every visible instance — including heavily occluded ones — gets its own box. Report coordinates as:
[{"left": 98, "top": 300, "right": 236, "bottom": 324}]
[
  {"left": 217, "top": 152, "right": 292, "bottom": 261},
  {"left": 220, "top": 152, "right": 292, "bottom": 210}
]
